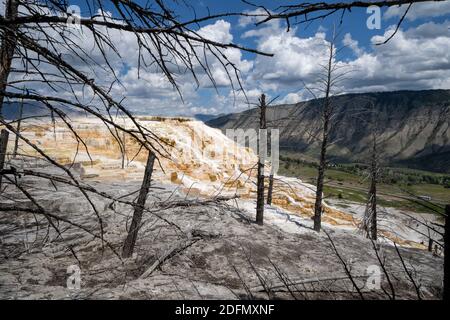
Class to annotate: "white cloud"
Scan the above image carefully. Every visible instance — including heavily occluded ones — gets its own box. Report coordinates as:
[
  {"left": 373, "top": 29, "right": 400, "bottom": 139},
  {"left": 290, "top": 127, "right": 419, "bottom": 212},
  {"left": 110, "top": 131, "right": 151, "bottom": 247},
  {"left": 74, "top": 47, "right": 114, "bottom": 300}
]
[
  {"left": 95, "top": 15, "right": 450, "bottom": 113},
  {"left": 4, "top": 3, "right": 450, "bottom": 115},
  {"left": 405, "top": 20, "right": 450, "bottom": 39},
  {"left": 210, "top": 87, "right": 267, "bottom": 114},
  {"left": 385, "top": 1, "right": 450, "bottom": 21},
  {"left": 189, "top": 106, "right": 218, "bottom": 115},
  {"left": 342, "top": 33, "right": 364, "bottom": 57},
  {"left": 198, "top": 19, "right": 233, "bottom": 43},
  {"left": 244, "top": 22, "right": 330, "bottom": 92},
  {"left": 238, "top": 8, "right": 270, "bottom": 28},
  {"left": 345, "top": 21, "right": 450, "bottom": 92},
  {"left": 7, "top": 11, "right": 253, "bottom": 115},
  {"left": 195, "top": 20, "right": 253, "bottom": 88},
  {"left": 241, "top": 19, "right": 450, "bottom": 101},
  {"left": 279, "top": 92, "right": 302, "bottom": 105}
]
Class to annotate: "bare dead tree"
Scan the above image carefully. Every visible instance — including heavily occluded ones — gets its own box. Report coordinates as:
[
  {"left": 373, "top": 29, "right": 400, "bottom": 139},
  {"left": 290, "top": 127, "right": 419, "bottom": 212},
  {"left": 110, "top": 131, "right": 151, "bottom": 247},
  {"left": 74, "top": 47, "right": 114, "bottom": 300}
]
[
  {"left": 267, "top": 171, "right": 274, "bottom": 205},
  {"left": 250, "top": 0, "right": 443, "bottom": 37},
  {"left": 427, "top": 224, "right": 434, "bottom": 252},
  {"left": 365, "top": 135, "right": 378, "bottom": 240},
  {"left": 256, "top": 93, "right": 267, "bottom": 225},
  {"left": 313, "top": 28, "right": 341, "bottom": 232},
  {"left": 122, "top": 151, "right": 156, "bottom": 258},
  {"left": 0, "top": 0, "right": 18, "bottom": 118},
  {"left": 121, "top": 130, "right": 127, "bottom": 169},
  {"left": 362, "top": 102, "right": 380, "bottom": 240}
]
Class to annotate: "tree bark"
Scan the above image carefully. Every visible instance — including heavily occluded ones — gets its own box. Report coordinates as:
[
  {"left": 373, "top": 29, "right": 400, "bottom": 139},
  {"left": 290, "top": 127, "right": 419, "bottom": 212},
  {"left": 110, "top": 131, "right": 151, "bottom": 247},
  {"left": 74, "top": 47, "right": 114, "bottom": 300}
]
[
  {"left": 121, "top": 130, "right": 126, "bottom": 169},
  {"left": 428, "top": 238, "right": 433, "bottom": 252},
  {"left": 368, "top": 151, "right": 378, "bottom": 240},
  {"left": 313, "top": 132, "right": 327, "bottom": 232},
  {"left": 313, "top": 39, "right": 334, "bottom": 232},
  {"left": 361, "top": 104, "right": 378, "bottom": 239},
  {"left": 0, "top": 129, "right": 10, "bottom": 189},
  {"left": 267, "top": 174, "right": 274, "bottom": 205},
  {"left": 256, "top": 94, "right": 266, "bottom": 225},
  {"left": 0, "top": 0, "right": 19, "bottom": 119},
  {"left": 122, "top": 151, "right": 156, "bottom": 258}
]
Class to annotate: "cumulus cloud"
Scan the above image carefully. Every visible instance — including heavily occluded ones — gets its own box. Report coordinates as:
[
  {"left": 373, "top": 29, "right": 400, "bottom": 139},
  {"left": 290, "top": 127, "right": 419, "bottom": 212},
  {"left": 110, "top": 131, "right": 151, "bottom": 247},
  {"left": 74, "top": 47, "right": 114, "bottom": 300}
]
[
  {"left": 242, "top": 19, "right": 450, "bottom": 102},
  {"left": 4, "top": 3, "right": 450, "bottom": 115},
  {"left": 109, "top": 19, "right": 253, "bottom": 114},
  {"left": 209, "top": 87, "right": 268, "bottom": 114},
  {"left": 198, "top": 19, "right": 233, "bottom": 43},
  {"left": 346, "top": 21, "right": 450, "bottom": 92},
  {"left": 7, "top": 9, "right": 253, "bottom": 115},
  {"left": 244, "top": 22, "right": 330, "bottom": 91},
  {"left": 342, "top": 33, "right": 364, "bottom": 57},
  {"left": 404, "top": 20, "right": 450, "bottom": 39},
  {"left": 385, "top": 1, "right": 450, "bottom": 21},
  {"left": 192, "top": 20, "right": 253, "bottom": 88},
  {"left": 278, "top": 92, "right": 303, "bottom": 105},
  {"left": 238, "top": 8, "right": 271, "bottom": 28}
]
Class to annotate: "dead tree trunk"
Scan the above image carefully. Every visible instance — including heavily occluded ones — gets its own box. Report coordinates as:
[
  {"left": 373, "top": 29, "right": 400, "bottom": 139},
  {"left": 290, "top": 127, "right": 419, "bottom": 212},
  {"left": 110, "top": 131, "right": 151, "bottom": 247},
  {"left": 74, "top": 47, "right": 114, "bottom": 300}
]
[
  {"left": 444, "top": 204, "right": 449, "bottom": 301},
  {"left": 256, "top": 94, "right": 267, "bottom": 225},
  {"left": 12, "top": 96, "right": 23, "bottom": 158},
  {"left": 428, "top": 237, "right": 433, "bottom": 252},
  {"left": 0, "top": 0, "right": 19, "bottom": 119},
  {"left": 266, "top": 127, "right": 274, "bottom": 205},
  {"left": 122, "top": 151, "right": 156, "bottom": 258},
  {"left": 360, "top": 102, "right": 379, "bottom": 239},
  {"left": 267, "top": 174, "right": 274, "bottom": 205},
  {"left": 121, "top": 130, "right": 126, "bottom": 169},
  {"left": 367, "top": 166, "right": 378, "bottom": 240},
  {"left": 369, "top": 130, "right": 378, "bottom": 240},
  {"left": 362, "top": 130, "right": 378, "bottom": 240},
  {"left": 313, "top": 129, "right": 328, "bottom": 232},
  {"left": 0, "top": 129, "right": 9, "bottom": 189},
  {"left": 313, "top": 39, "right": 334, "bottom": 232}
]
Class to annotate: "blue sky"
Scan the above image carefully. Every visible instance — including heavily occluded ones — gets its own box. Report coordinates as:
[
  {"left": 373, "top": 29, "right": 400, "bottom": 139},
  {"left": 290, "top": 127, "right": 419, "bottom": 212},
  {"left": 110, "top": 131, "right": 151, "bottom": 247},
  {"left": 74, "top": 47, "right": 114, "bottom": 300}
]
[
  {"left": 174, "top": 1, "right": 450, "bottom": 115},
  {"left": 72, "top": 0, "right": 397, "bottom": 62},
  {"left": 4, "top": 0, "right": 450, "bottom": 115}
]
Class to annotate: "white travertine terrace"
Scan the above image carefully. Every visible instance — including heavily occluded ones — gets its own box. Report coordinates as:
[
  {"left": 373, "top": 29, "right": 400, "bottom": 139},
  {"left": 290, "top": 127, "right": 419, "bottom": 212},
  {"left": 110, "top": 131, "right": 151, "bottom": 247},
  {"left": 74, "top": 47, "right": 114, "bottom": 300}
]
[{"left": 3, "top": 117, "right": 435, "bottom": 248}]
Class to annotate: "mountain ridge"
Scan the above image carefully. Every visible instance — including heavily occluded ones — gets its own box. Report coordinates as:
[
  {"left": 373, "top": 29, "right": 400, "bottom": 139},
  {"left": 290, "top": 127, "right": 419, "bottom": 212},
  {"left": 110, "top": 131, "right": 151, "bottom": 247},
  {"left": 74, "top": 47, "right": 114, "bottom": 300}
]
[{"left": 207, "top": 89, "right": 450, "bottom": 173}]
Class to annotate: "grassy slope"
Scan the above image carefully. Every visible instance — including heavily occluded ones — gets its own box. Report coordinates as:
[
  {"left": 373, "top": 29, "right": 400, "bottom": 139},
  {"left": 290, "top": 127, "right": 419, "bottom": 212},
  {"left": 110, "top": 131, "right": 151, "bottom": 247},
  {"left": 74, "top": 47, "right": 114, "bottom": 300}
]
[{"left": 279, "top": 158, "right": 450, "bottom": 215}]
